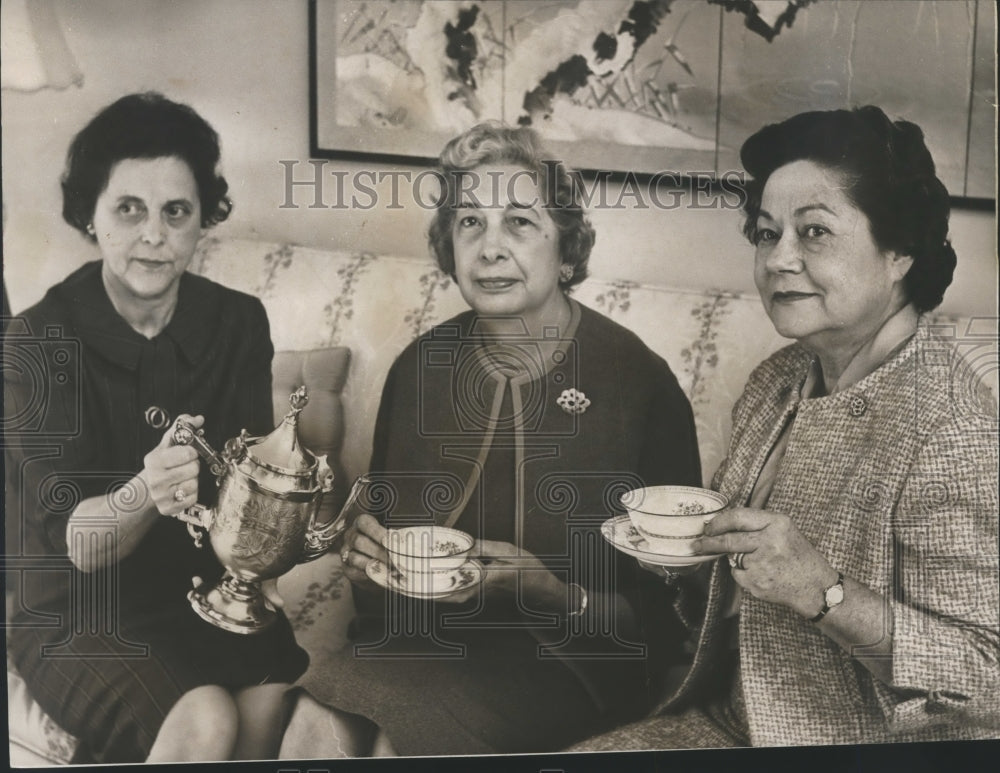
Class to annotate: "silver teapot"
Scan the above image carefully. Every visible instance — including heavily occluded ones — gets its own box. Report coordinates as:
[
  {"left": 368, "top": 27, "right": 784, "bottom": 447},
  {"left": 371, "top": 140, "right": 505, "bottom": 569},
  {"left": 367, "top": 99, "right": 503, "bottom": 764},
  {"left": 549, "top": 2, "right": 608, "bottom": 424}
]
[{"left": 170, "top": 386, "right": 340, "bottom": 634}]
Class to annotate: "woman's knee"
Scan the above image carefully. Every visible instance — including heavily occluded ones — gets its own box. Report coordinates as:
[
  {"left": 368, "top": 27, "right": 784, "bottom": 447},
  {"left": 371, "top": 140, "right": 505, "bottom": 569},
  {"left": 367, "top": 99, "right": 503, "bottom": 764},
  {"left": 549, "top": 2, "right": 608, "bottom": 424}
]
[
  {"left": 231, "top": 683, "right": 294, "bottom": 760},
  {"left": 149, "top": 685, "right": 239, "bottom": 761}
]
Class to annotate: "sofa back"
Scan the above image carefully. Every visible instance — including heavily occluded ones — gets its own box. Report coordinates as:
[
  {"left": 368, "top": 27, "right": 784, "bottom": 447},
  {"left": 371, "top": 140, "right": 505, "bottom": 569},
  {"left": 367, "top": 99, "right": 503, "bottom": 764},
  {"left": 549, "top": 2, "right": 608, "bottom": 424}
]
[{"left": 190, "top": 237, "right": 991, "bottom": 491}]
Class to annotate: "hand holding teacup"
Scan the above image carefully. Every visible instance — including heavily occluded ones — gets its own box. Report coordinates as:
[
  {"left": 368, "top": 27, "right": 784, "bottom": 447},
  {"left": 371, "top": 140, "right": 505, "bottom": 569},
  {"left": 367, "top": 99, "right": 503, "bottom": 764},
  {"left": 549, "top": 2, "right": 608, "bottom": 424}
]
[
  {"left": 443, "top": 539, "right": 565, "bottom": 605},
  {"left": 692, "top": 507, "right": 837, "bottom": 618},
  {"left": 341, "top": 516, "right": 483, "bottom": 599},
  {"left": 340, "top": 513, "right": 389, "bottom": 586}
]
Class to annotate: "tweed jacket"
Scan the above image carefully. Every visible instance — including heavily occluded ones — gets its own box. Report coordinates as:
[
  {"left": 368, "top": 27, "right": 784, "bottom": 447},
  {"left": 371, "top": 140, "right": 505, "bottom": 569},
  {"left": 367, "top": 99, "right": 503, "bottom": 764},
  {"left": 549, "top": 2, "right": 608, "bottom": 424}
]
[{"left": 661, "top": 319, "right": 999, "bottom": 745}]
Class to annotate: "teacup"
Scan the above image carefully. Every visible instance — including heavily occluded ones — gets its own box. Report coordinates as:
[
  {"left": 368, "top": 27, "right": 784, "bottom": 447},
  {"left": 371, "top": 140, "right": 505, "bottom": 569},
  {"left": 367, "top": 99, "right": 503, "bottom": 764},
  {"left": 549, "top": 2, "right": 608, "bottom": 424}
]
[
  {"left": 396, "top": 566, "right": 470, "bottom": 594},
  {"left": 621, "top": 486, "right": 728, "bottom": 556},
  {"left": 383, "top": 525, "right": 474, "bottom": 584}
]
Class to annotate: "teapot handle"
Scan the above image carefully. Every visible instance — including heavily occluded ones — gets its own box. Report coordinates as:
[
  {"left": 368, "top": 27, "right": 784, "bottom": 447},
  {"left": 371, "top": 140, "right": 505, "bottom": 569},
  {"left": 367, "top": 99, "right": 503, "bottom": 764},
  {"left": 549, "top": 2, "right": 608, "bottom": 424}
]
[{"left": 173, "top": 419, "right": 229, "bottom": 478}]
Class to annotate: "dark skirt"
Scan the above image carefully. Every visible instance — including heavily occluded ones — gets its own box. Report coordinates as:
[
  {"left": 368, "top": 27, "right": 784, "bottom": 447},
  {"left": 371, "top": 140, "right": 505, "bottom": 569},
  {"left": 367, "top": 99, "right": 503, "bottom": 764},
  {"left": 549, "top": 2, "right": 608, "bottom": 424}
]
[
  {"left": 302, "top": 604, "right": 650, "bottom": 756},
  {"left": 8, "top": 597, "right": 308, "bottom": 763}
]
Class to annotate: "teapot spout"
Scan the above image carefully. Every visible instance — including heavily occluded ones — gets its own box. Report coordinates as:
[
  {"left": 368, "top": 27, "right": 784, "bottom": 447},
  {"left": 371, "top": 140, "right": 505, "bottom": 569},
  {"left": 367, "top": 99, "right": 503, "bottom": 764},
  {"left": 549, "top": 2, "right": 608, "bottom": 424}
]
[{"left": 301, "top": 455, "right": 341, "bottom": 561}]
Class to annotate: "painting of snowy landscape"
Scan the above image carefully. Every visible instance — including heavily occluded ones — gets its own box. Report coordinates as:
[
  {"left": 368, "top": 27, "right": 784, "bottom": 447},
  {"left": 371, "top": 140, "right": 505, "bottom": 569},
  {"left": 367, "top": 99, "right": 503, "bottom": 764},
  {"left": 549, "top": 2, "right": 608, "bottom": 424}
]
[{"left": 312, "top": 0, "right": 993, "bottom": 195}]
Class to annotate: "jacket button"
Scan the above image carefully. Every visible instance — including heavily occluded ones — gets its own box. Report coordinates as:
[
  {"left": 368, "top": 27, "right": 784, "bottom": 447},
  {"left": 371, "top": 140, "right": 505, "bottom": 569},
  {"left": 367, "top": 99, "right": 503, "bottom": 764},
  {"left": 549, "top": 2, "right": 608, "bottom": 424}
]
[
  {"left": 144, "top": 405, "right": 172, "bottom": 429},
  {"left": 849, "top": 395, "right": 868, "bottom": 417}
]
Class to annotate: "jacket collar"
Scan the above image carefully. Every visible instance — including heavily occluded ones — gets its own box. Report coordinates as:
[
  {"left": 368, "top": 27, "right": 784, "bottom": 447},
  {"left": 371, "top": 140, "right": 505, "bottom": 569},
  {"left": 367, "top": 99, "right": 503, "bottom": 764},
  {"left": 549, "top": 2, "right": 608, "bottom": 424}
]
[
  {"left": 801, "top": 304, "right": 920, "bottom": 398},
  {"left": 468, "top": 297, "right": 583, "bottom": 387},
  {"left": 61, "top": 261, "right": 218, "bottom": 370}
]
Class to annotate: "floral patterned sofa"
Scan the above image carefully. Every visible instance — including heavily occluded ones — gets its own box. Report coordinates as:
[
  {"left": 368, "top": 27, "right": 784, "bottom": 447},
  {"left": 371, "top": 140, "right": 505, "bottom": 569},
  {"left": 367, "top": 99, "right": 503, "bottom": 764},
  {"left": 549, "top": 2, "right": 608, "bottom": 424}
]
[{"left": 7, "top": 236, "right": 992, "bottom": 765}]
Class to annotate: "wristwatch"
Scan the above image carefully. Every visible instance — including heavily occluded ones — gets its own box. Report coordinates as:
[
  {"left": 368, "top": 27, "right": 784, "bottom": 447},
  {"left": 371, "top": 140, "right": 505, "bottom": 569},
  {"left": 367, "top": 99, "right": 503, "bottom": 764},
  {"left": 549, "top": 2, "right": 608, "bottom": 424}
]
[{"left": 809, "top": 571, "right": 844, "bottom": 623}]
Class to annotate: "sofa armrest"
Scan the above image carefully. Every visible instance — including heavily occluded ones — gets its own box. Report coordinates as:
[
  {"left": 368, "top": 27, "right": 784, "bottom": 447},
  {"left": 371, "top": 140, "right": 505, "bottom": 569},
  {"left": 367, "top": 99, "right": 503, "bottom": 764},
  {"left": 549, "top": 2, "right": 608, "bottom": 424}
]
[{"left": 6, "top": 652, "right": 78, "bottom": 765}]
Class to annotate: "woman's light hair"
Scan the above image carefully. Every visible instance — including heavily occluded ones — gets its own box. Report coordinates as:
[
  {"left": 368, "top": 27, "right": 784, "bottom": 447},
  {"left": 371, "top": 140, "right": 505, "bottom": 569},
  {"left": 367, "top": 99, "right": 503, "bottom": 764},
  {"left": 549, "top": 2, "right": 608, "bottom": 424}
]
[{"left": 427, "top": 121, "right": 595, "bottom": 290}]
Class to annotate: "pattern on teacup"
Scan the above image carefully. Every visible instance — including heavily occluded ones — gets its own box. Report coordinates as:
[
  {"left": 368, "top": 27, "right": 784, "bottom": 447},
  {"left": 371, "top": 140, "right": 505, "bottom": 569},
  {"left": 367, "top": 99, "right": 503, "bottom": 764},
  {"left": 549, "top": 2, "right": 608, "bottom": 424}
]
[
  {"left": 435, "top": 539, "right": 463, "bottom": 555},
  {"left": 624, "top": 524, "right": 645, "bottom": 549}
]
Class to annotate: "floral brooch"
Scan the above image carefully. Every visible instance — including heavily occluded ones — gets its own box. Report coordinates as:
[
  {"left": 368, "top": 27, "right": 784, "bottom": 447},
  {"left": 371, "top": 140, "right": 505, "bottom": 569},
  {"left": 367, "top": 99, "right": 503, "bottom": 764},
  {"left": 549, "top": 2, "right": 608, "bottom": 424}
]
[{"left": 557, "top": 388, "right": 590, "bottom": 415}]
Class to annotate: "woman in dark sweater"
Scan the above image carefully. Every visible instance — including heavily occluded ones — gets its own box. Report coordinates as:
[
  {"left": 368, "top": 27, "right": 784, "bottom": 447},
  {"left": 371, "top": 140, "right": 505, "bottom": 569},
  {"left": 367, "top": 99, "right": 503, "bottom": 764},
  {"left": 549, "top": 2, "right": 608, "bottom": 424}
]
[
  {"left": 4, "top": 92, "right": 306, "bottom": 763},
  {"left": 306, "top": 121, "right": 702, "bottom": 756}
]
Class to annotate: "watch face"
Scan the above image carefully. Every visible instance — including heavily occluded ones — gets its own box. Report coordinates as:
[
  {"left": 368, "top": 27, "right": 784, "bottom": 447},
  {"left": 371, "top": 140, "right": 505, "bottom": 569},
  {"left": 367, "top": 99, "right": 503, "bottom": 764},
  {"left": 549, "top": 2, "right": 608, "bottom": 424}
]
[{"left": 826, "top": 584, "right": 845, "bottom": 606}]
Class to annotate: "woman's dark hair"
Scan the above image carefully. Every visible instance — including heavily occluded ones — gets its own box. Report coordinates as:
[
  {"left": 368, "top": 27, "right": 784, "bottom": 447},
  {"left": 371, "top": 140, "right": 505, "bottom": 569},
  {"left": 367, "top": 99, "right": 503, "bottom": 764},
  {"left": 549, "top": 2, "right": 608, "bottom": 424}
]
[
  {"left": 740, "top": 105, "right": 956, "bottom": 312},
  {"left": 427, "top": 121, "right": 595, "bottom": 291},
  {"left": 62, "top": 92, "right": 232, "bottom": 240}
]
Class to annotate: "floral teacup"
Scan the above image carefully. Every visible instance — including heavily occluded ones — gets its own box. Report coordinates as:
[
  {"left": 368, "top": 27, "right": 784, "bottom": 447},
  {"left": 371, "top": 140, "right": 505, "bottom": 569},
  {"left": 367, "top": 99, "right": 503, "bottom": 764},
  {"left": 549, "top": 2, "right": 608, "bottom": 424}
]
[
  {"left": 383, "top": 525, "right": 474, "bottom": 582},
  {"left": 621, "top": 486, "right": 728, "bottom": 556}
]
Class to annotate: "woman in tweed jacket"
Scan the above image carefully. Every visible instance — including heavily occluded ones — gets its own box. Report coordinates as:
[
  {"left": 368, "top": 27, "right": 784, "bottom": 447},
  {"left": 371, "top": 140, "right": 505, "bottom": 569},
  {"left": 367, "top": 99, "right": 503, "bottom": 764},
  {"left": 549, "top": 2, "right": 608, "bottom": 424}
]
[{"left": 574, "top": 106, "right": 998, "bottom": 749}]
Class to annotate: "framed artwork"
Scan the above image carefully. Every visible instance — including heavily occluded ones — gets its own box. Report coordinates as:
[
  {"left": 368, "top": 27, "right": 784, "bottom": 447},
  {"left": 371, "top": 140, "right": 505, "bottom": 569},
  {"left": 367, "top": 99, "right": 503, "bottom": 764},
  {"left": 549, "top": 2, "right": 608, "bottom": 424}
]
[{"left": 311, "top": 0, "right": 994, "bottom": 200}]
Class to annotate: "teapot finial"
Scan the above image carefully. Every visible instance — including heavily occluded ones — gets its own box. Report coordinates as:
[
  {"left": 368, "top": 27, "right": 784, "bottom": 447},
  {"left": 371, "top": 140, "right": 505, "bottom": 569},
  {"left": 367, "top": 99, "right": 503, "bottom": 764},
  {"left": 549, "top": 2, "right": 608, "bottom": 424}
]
[
  {"left": 288, "top": 385, "right": 309, "bottom": 418},
  {"left": 243, "top": 387, "right": 316, "bottom": 473}
]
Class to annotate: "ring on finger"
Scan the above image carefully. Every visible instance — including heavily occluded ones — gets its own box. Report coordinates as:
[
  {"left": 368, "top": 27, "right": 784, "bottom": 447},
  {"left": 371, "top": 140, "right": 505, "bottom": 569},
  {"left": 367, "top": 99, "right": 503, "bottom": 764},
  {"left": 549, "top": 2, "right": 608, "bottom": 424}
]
[
  {"left": 341, "top": 547, "right": 351, "bottom": 565},
  {"left": 728, "top": 552, "right": 747, "bottom": 571},
  {"left": 173, "top": 487, "right": 186, "bottom": 502}
]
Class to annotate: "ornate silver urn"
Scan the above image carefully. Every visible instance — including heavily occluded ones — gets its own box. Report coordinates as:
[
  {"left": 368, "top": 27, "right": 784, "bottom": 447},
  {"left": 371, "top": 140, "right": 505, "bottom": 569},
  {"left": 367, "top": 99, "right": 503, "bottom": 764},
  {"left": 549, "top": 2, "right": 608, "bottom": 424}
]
[{"left": 170, "top": 387, "right": 339, "bottom": 634}]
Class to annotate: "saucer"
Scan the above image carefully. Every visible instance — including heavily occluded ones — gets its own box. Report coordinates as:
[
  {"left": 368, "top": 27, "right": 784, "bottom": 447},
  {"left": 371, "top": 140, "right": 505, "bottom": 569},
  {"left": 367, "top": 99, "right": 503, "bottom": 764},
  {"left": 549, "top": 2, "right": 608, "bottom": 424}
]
[
  {"left": 366, "top": 558, "right": 484, "bottom": 599},
  {"left": 600, "top": 515, "right": 723, "bottom": 567}
]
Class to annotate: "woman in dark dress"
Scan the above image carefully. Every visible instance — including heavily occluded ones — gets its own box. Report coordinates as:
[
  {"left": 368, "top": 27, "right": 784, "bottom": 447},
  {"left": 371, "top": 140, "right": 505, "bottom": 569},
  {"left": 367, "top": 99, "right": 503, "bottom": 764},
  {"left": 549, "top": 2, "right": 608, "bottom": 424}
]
[
  {"left": 302, "top": 122, "right": 702, "bottom": 756},
  {"left": 4, "top": 92, "right": 307, "bottom": 763}
]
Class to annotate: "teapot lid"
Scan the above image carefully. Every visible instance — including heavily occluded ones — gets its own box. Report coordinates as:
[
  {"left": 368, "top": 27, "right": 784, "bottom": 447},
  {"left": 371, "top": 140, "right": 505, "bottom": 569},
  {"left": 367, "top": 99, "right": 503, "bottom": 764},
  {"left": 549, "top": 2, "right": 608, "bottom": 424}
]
[{"left": 246, "top": 386, "right": 316, "bottom": 474}]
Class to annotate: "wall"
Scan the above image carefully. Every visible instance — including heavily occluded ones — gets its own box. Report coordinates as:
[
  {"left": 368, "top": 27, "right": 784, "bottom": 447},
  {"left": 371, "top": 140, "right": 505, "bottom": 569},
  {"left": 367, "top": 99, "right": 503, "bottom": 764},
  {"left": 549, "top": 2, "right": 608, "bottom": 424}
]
[{"left": 2, "top": 0, "right": 996, "bottom": 319}]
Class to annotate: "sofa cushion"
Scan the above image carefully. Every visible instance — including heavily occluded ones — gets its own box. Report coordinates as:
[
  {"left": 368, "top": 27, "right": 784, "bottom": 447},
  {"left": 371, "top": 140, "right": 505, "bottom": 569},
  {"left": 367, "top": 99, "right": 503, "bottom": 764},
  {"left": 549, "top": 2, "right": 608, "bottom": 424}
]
[{"left": 272, "top": 346, "right": 352, "bottom": 518}]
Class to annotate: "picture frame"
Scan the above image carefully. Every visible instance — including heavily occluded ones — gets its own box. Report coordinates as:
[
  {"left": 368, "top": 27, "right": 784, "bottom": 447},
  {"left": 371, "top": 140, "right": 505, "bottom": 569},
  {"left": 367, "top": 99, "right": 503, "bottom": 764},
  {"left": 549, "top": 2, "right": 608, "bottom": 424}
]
[
  {"left": 309, "top": 0, "right": 994, "bottom": 205},
  {"left": 310, "top": 0, "right": 723, "bottom": 179}
]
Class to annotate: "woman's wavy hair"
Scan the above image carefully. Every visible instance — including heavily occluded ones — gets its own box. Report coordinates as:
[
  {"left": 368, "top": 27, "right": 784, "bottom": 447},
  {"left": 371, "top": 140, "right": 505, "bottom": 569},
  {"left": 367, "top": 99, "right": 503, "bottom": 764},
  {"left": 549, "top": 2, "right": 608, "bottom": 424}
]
[
  {"left": 62, "top": 92, "right": 232, "bottom": 240},
  {"left": 740, "top": 105, "right": 956, "bottom": 312},
  {"left": 427, "top": 121, "right": 595, "bottom": 291}
]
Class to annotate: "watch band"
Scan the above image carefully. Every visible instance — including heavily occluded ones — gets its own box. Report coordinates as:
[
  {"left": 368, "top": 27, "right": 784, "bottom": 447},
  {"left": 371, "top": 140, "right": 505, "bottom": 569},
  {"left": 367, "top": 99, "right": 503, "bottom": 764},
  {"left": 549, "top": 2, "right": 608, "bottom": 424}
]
[{"left": 809, "top": 571, "right": 845, "bottom": 623}]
